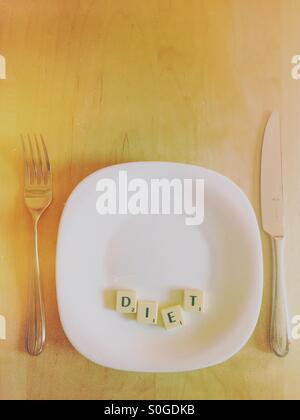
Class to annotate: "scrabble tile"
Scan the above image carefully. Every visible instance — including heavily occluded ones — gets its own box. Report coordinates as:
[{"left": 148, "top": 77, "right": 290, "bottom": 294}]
[
  {"left": 161, "top": 305, "right": 184, "bottom": 330},
  {"left": 116, "top": 290, "right": 137, "bottom": 314},
  {"left": 137, "top": 300, "right": 158, "bottom": 325},
  {"left": 183, "top": 289, "right": 204, "bottom": 313}
]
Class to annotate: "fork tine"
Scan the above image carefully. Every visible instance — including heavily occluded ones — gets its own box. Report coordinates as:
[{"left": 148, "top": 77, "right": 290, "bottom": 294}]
[
  {"left": 21, "top": 135, "right": 31, "bottom": 185},
  {"left": 40, "top": 135, "right": 51, "bottom": 183},
  {"left": 34, "top": 135, "right": 43, "bottom": 184},
  {"left": 28, "top": 134, "right": 38, "bottom": 183},
  {"left": 40, "top": 135, "right": 51, "bottom": 172}
]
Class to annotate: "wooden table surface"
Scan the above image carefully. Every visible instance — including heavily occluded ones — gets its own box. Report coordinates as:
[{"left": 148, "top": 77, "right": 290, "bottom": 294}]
[{"left": 0, "top": 0, "right": 300, "bottom": 400}]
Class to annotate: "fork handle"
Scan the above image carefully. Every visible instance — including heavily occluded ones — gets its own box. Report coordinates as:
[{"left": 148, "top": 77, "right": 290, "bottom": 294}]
[
  {"left": 26, "top": 220, "right": 46, "bottom": 356},
  {"left": 270, "top": 237, "right": 291, "bottom": 357}
]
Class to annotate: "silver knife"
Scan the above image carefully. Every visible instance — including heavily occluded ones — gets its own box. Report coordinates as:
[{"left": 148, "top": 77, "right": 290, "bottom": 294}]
[{"left": 261, "top": 111, "right": 291, "bottom": 357}]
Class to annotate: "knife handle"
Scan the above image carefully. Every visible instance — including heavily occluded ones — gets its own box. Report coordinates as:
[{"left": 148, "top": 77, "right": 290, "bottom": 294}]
[{"left": 270, "top": 237, "right": 291, "bottom": 357}]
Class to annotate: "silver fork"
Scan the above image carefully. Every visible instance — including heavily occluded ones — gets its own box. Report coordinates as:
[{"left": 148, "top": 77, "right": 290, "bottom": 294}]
[{"left": 22, "top": 135, "right": 53, "bottom": 356}]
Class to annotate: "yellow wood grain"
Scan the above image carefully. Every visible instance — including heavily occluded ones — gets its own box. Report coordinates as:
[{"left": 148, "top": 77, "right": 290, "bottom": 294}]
[{"left": 0, "top": 0, "right": 299, "bottom": 400}]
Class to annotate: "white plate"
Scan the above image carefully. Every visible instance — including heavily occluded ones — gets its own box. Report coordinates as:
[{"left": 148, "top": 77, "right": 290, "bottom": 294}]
[{"left": 56, "top": 162, "right": 263, "bottom": 372}]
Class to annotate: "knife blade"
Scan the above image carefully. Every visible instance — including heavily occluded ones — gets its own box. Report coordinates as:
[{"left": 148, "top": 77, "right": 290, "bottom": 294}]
[
  {"left": 261, "top": 112, "right": 284, "bottom": 238},
  {"left": 261, "top": 112, "right": 291, "bottom": 357}
]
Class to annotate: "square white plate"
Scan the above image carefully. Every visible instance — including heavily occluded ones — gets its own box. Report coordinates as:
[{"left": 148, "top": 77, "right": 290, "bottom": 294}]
[{"left": 56, "top": 162, "right": 263, "bottom": 372}]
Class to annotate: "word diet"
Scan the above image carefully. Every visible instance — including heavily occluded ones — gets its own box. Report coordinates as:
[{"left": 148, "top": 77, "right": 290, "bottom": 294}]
[{"left": 115, "top": 289, "right": 204, "bottom": 330}]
